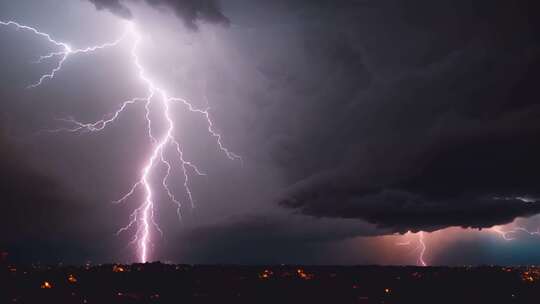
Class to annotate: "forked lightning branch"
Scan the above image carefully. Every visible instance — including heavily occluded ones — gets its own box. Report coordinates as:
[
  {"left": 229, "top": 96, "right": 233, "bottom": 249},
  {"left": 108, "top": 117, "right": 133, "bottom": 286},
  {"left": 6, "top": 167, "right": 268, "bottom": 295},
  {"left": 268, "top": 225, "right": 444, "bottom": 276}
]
[{"left": 0, "top": 20, "right": 240, "bottom": 263}]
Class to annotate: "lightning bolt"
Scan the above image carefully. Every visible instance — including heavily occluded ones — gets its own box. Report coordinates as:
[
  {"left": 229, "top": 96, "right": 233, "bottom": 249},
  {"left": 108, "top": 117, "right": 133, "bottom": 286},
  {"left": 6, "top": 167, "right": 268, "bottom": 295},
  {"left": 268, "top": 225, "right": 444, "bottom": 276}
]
[
  {"left": 1, "top": 20, "right": 240, "bottom": 263},
  {"left": 396, "top": 231, "right": 428, "bottom": 266},
  {"left": 489, "top": 197, "right": 540, "bottom": 242},
  {"left": 0, "top": 20, "right": 126, "bottom": 88},
  {"left": 396, "top": 225, "right": 540, "bottom": 266},
  {"left": 397, "top": 197, "right": 540, "bottom": 265},
  {"left": 490, "top": 225, "right": 540, "bottom": 241},
  {"left": 417, "top": 231, "right": 427, "bottom": 267},
  {"left": 493, "top": 196, "right": 539, "bottom": 203}
]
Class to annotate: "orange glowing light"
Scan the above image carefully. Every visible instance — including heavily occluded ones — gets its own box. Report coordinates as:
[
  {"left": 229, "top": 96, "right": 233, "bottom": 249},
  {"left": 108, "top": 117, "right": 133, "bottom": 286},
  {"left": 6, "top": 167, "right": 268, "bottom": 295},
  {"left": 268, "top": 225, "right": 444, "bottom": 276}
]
[
  {"left": 259, "top": 269, "right": 273, "bottom": 280},
  {"left": 67, "top": 274, "right": 77, "bottom": 283},
  {"left": 41, "top": 281, "right": 52, "bottom": 289},
  {"left": 296, "top": 268, "right": 314, "bottom": 280},
  {"left": 520, "top": 268, "right": 540, "bottom": 283},
  {"left": 113, "top": 265, "right": 125, "bottom": 273}
]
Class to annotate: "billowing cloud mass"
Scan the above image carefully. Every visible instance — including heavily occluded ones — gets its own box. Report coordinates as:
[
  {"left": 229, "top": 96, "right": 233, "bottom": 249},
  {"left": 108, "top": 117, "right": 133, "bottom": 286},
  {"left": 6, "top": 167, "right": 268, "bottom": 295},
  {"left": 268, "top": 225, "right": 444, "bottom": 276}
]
[
  {"left": 88, "top": 0, "right": 132, "bottom": 19},
  {"left": 0, "top": 133, "right": 101, "bottom": 262},
  {"left": 87, "top": 0, "right": 229, "bottom": 28},
  {"left": 266, "top": 0, "right": 540, "bottom": 232},
  {"left": 84, "top": 0, "right": 540, "bottom": 234}
]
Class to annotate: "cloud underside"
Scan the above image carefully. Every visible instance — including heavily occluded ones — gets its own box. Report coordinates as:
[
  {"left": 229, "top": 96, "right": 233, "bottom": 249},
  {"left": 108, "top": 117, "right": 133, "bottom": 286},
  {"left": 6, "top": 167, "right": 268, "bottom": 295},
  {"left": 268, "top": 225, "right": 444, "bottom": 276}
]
[
  {"left": 281, "top": 187, "right": 540, "bottom": 233},
  {"left": 87, "top": 0, "right": 229, "bottom": 28},
  {"left": 0, "top": 135, "right": 85, "bottom": 242}
]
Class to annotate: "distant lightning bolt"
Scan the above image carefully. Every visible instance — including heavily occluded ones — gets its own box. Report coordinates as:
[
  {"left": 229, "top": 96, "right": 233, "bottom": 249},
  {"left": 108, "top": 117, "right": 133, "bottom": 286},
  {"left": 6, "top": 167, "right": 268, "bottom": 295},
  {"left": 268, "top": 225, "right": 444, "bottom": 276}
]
[
  {"left": 490, "top": 225, "right": 540, "bottom": 241},
  {"left": 398, "top": 197, "right": 540, "bottom": 265},
  {"left": 493, "top": 196, "right": 539, "bottom": 203},
  {"left": 396, "top": 224, "right": 540, "bottom": 266},
  {"left": 396, "top": 231, "right": 428, "bottom": 266},
  {"left": 1, "top": 20, "right": 240, "bottom": 263},
  {"left": 489, "top": 197, "right": 540, "bottom": 242},
  {"left": 417, "top": 231, "right": 427, "bottom": 267}
]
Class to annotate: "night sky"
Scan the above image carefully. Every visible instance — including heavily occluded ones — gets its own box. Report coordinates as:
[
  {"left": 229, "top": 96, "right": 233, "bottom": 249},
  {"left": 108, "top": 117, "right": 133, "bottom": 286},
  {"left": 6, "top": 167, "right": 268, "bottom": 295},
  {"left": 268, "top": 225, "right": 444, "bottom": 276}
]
[{"left": 1, "top": 0, "right": 540, "bottom": 266}]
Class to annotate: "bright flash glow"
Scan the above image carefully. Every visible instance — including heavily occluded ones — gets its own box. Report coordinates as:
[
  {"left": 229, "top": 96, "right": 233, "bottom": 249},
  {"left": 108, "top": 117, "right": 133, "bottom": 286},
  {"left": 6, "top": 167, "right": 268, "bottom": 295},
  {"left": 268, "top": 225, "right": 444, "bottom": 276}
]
[
  {"left": 493, "top": 196, "right": 539, "bottom": 203},
  {"left": 0, "top": 20, "right": 125, "bottom": 88},
  {"left": 0, "top": 20, "right": 240, "bottom": 263},
  {"left": 487, "top": 198, "right": 540, "bottom": 242},
  {"left": 489, "top": 225, "right": 540, "bottom": 241},
  {"left": 417, "top": 231, "right": 427, "bottom": 267},
  {"left": 396, "top": 231, "right": 427, "bottom": 266}
]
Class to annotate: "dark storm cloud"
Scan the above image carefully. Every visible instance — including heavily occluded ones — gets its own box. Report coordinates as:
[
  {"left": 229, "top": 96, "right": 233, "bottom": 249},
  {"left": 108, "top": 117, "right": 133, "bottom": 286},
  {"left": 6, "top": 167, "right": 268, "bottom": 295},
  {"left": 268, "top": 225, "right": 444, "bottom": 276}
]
[
  {"left": 0, "top": 135, "right": 83, "bottom": 247},
  {"left": 0, "top": 130, "right": 111, "bottom": 263},
  {"left": 88, "top": 0, "right": 132, "bottom": 18},
  {"left": 281, "top": 188, "right": 540, "bottom": 234},
  {"left": 265, "top": 0, "right": 540, "bottom": 232},
  {"left": 87, "top": 0, "right": 229, "bottom": 28},
  {"left": 164, "top": 214, "right": 382, "bottom": 264},
  {"left": 188, "top": 215, "right": 378, "bottom": 244}
]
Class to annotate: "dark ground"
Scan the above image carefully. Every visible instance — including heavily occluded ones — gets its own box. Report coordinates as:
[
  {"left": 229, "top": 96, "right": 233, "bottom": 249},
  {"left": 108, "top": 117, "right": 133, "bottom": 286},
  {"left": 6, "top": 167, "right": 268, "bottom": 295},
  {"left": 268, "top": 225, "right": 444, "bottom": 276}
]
[{"left": 1, "top": 261, "right": 539, "bottom": 304}]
